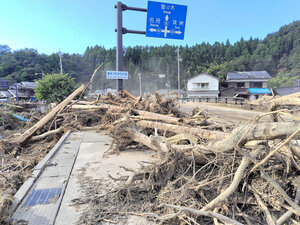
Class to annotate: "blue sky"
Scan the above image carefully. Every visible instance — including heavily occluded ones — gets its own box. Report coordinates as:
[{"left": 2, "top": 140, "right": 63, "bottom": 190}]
[{"left": 0, "top": 0, "right": 300, "bottom": 55}]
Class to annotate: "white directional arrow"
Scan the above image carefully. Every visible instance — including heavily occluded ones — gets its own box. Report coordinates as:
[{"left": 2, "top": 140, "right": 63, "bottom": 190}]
[
  {"left": 149, "top": 28, "right": 157, "bottom": 32},
  {"left": 175, "top": 30, "right": 182, "bottom": 35},
  {"left": 165, "top": 15, "right": 169, "bottom": 21}
]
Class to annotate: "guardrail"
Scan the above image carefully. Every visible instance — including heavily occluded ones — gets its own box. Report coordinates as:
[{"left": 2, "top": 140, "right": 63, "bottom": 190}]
[{"left": 178, "top": 97, "right": 244, "bottom": 105}]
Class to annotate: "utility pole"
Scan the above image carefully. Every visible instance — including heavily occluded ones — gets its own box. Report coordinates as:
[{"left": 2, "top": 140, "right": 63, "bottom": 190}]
[
  {"left": 176, "top": 47, "right": 182, "bottom": 97},
  {"left": 138, "top": 73, "right": 142, "bottom": 96},
  {"left": 15, "top": 81, "right": 18, "bottom": 102},
  {"left": 59, "top": 51, "right": 63, "bottom": 74}
]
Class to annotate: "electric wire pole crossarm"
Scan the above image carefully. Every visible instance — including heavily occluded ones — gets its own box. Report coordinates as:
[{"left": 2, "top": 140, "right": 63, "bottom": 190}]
[{"left": 115, "top": 2, "right": 147, "bottom": 92}]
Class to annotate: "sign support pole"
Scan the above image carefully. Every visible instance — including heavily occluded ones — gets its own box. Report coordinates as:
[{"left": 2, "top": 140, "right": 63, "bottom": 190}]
[
  {"left": 177, "top": 48, "right": 180, "bottom": 95},
  {"left": 116, "top": 1, "right": 123, "bottom": 92},
  {"left": 114, "top": 1, "right": 186, "bottom": 93},
  {"left": 115, "top": 2, "right": 147, "bottom": 92}
]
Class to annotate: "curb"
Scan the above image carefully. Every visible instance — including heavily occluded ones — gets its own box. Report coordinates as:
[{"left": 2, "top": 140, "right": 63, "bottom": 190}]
[{"left": 9, "top": 130, "right": 71, "bottom": 215}]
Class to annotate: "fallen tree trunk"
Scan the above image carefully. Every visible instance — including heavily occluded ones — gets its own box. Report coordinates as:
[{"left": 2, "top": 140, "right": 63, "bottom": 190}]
[
  {"left": 31, "top": 127, "right": 64, "bottom": 141},
  {"left": 17, "top": 84, "right": 85, "bottom": 145},
  {"left": 118, "top": 125, "right": 208, "bottom": 164},
  {"left": 131, "top": 109, "right": 181, "bottom": 124},
  {"left": 122, "top": 90, "right": 137, "bottom": 101},
  {"left": 136, "top": 120, "right": 227, "bottom": 141},
  {"left": 213, "top": 121, "right": 300, "bottom": 153},
  {"left": 71, "top": 104, "right": 182, "bottom": 124}
]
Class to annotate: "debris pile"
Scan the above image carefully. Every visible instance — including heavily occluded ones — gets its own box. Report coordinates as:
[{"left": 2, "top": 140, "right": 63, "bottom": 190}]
[
  {"left": 0, "top": 103, "right": 59, "bottom": 224},
  {"left": 245, "top": 92, "right": 300, "bottom": 112},
  {"left": 72, "top": 93, "right": 300, "bottom": 225},
  {"left": 1, "top": 82, "right": 300, "bottom": 224}
]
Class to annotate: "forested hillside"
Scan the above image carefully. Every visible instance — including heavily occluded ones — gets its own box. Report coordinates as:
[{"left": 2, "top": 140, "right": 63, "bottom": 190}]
[{"left": 0, "top": 20, "right": 300, "bottom": 94}]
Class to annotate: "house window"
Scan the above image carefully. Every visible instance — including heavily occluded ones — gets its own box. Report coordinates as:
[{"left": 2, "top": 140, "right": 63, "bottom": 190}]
[
  {"left": 193, "top": 83, "right": 209, "bottom": 89},
  {"left": 250, "top": 82, "right": 263, "bottom": 88},
  {"left": 237, "top": 82, "right": 245, "bottom": 88},
  {"left": 254, "top": 82, "right": 262, "bottom": 88}
]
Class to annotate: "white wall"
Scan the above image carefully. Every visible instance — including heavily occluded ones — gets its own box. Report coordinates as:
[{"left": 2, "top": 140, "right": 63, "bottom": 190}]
[
  {"left": 187, "top": 74, "right": 219, "bottom": 92},
  {"left": 187, "top": 74, "right": 219, "bottom": 91}
]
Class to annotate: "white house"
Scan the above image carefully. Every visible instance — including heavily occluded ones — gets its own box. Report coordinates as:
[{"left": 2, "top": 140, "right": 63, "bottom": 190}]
[{"left": 187, "top": 73, "right": 219, "bottom": 97}]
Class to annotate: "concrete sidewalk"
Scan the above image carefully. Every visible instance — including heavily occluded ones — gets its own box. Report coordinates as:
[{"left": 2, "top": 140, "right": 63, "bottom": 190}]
[{"left": 10, "top": 131, "right": 154, "bottom": 225}]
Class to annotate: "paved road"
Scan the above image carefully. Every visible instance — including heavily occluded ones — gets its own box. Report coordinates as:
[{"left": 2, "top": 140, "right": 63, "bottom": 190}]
[
  {"left": 180, "top": 102, "right": 272, "bottom": 123},
  {"left": 12, "top": 131, "right": 155, "bottom": 225}
]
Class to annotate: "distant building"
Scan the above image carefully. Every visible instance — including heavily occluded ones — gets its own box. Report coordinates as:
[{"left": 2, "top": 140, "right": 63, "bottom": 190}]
[
  {"left": 221, "top": 71, "right": 272, "bottom": 100},
  {"left": 8, "top": 82, "right": 37, "bottom": 100},
  {"left": 274, "top": 78, "right": 300, "bottom": 96},
  {"left": 274, "top": 86, "right": 300, "bottom": 96},
  {"left": 186, "top": 73, "right": 219, "bottom": 98},
  {"left": 0, "top": 91, "right": 13, "bottom": 102},
  {"left": 0, "top": 79, "right": 10, "bottom": 90}
]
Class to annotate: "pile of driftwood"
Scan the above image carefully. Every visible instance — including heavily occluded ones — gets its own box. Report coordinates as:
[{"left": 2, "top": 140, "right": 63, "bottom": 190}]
[
  {"left": 68, "top": 91, "right": 300, "bottom": 225},
  {"left": 246, "top": 92, "right": 300, "bottom": 113},
  {"left": 1, "top": 81, "right": 300, "bottom": 224}
]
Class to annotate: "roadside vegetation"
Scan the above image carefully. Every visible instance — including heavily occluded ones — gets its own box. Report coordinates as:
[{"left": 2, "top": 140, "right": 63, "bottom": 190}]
[{"left": 35, "top": 73, "right": 77, "bottom": 103}]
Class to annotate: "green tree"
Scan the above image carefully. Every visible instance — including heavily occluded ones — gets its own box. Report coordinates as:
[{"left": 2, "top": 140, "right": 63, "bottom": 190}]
[
  {"left": 35, "top": 73, "right": 77, "bottom": 103},
  {"left": 268, "top": 71, "right": 298, "bottom": 88}
]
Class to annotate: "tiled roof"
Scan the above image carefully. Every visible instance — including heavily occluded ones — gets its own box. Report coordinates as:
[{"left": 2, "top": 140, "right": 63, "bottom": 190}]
[
  {"left": 21, "top": 82, "right": 37, "bottom": 88},
  {"left": 0, "top": 91, "right": 13, "bottom": 97},
  {"left": 274, "top": 86, "right": 300, "bottom": 96},
  {"left": 0, "top": 79, "right": 10, "bottom": 89},
  {"left": 8, "top": 90, "right": 32, "bottom": 98},
  {"left": 227, "top": 71, "right": 271, "bottom": 80}
]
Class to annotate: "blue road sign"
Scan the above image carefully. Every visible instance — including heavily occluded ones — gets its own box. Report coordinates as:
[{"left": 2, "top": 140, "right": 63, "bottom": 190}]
[
  {"left": 106, "top": 71, "right": 128, "bottom": 79},
  {"left": 146, "top": 1, "right": 187, "bottom": 40}
]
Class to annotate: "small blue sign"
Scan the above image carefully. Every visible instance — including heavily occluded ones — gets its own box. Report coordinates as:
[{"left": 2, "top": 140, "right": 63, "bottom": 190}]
[
  {"left": 106, "top": 71, "right": 128, "bottom": 80},
  {"left": 146, "top": 1, "right": 187, "bottom": 40}
]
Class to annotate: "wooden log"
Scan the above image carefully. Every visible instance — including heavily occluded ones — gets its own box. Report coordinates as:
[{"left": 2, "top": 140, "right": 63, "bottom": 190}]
[
  {"left": 123, "top": 126, "right": 208, "bottom": 164},
  {"left": 213, "top": 121, "right": 300, "bottom": 153},
  {"left": 71, "top": 104, "right": 182, "bottom": 124},
  {"left": 71, "top": 104, "right": 108, "bottom": 110},
  {"left": 132, "top": 109, "right": 181, "bottom": 124},
  {"left": 122, "top": 90, "right": 137, "bottom": 101},
  {"left": 136, "top": 120, "right": 227, "bottom": 141},
  {"left": 70, "top": 100, "right": 98, "bottom": 105},
  {"left": 17, "top": 84, "right": 85, "bottom": 145},
  {"left": 31, "top": 127, "right": 64, "bottom": 141}
]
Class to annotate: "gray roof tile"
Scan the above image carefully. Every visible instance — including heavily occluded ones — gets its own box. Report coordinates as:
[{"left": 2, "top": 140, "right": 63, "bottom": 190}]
[
  {"left": 274, "top": 86, "right": 300, "bottom": 96},
  {"left": 0, "top": 79, "right": 10, "bottom": 89},
  {"left": 0, "top": 91, "right": 13, "bottom": 97},
  {"left": 227, "top": 71, "right": 271, "bottom": 80}
]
